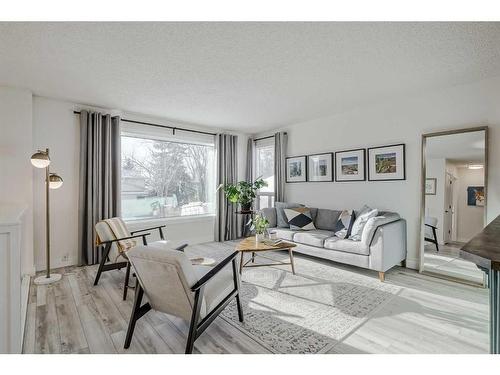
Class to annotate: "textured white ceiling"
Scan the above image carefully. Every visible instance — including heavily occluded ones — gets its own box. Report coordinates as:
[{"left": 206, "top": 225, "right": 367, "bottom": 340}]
[
  {"left": 426, "top": 130, "right": 486, "bottom": 163},
  {"left": 1, "top": 22, "right": 500, "bottom": 133}
]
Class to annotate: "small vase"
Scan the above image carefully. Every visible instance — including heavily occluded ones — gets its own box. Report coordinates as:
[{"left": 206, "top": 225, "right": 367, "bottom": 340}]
[{"left": 255, "top": 233, "right": 262, "bottom": 244}]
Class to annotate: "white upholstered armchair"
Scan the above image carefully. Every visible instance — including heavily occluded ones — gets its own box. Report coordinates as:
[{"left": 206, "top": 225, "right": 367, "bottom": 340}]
[
  {"left": 94, "top": 217, "right": 188, "bottom": 300},
  {"left": 124, "top": 245, "right": 244, "bottom": 354}
]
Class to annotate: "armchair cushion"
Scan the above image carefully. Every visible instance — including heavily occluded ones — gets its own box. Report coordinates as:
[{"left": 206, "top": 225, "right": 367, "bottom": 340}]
[{"left": 193, "top": 266, "right": 234, "bottom": 314}]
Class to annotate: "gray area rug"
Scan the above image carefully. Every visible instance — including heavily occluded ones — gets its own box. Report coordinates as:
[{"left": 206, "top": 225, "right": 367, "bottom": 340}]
[{"left": 187, "top": 241, "right": 401, "bottom": 354}]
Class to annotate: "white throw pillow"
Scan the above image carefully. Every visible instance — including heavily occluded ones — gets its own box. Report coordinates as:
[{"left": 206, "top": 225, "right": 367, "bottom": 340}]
[{"left": 350, "top": 208, "right": 379, "bottom": 241}]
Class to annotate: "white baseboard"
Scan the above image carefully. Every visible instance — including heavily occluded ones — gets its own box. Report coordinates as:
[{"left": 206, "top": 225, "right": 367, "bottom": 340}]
[{"left": 405, "top": 258, "right": 419, "bottom": 270}]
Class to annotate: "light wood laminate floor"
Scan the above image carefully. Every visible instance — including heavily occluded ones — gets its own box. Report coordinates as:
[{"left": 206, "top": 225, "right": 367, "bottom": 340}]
[{"left": 23, "top": 256, "right": 489, "bottom": 354}]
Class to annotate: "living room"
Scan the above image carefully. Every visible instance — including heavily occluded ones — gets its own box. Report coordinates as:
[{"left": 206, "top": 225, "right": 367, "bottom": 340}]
[{"left": 2, "top": 1, "right": 500, "bottom": 373}]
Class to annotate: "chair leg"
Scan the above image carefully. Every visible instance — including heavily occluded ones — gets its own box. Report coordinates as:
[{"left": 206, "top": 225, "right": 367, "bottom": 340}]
[
  {"left": 432, "top": 227, "right": 439, "bottom": 252},
  {"left": 124, "top": 281, "right": 144, "bottom": 349},
  {"left": 232, "top": 258, "right": 244, "bottom": 323},
  {"left": 185, "top": 287, "right": 204, "bottom": 354},
  {"left": 123, "top": 261, "right": 131, "bottom": 301},
  {"left": 94, "top": 243, "right": 112, "bottom": 286}
]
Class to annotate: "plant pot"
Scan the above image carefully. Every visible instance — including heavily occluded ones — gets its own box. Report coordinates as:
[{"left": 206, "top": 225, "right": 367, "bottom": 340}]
[
  {"left": 255, "top": 233, "right": 263, "bottom": 244},
  {"left": 240, "top": 202, "right": 252, "bottom": 213}
]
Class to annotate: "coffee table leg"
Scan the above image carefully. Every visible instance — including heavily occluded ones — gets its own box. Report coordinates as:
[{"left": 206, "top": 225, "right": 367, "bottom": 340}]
[
  {"left": 252, "top": 252, "right": 255, "bottom": 263},
  {"left": 239, "top": 251, "right": 244, "bottom": 274},
  {"left": 288, "top": 249, "right": 296, "bottom": 275}
]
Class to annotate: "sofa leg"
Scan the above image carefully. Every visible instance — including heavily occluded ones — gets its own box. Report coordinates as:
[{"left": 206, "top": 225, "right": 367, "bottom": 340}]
[{"left": 378, "top": 272, "right": 385, "bottom": 282}]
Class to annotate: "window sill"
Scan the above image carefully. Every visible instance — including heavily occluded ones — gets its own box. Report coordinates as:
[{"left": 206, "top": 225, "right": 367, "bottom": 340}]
[{"left": 124, "top": 214, "right": 216, "bottom": 226}]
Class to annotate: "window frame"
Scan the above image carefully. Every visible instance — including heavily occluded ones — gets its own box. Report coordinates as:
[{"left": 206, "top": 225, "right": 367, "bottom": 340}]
[
  {"left": 253, "top": 137, "right": 275, "bottom": 210},
  {"left": 120, "top": 126, "right": 216, "bottom": 222}
]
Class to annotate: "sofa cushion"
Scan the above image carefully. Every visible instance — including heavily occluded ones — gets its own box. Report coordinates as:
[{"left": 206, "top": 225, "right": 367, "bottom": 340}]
[
  {"left": 275, "top": 202, "right": 304, "bottom": 228},
  {"left": 271, "top": 228, "right": 300, "bottom": 241},
  {"left": 260, "top": 207, "right": 277, "bottom": 228},
  {"left": 284, "top": 207, "right": 316, "bottom": 230},
  {"left": 350, "top": 207, "right": 379, "bottom": 241},
  {"left": 334, "top": 209, "right": 356, "bottom": 239},
  {"left": 314, "top": 209, "right": 341, "bottom": 231},
  {"left": 361, "top": 212, "right": 400, "bottom": 245},
  {"left": 324, "top": 236, "right": 370, "bottom": 255},
  {"left": 293, "top": 230, "right": 334, "bottom": 247}
]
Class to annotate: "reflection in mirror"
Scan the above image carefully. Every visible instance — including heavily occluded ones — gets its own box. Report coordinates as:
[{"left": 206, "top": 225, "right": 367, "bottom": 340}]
[{"left": 422, "top": 128, "right": 487, "bottom": 286}]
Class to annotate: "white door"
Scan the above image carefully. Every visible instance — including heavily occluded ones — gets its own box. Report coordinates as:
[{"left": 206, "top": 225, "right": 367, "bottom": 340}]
[{"left": 443, "top": 172, "right": 454, "bottom": 243}]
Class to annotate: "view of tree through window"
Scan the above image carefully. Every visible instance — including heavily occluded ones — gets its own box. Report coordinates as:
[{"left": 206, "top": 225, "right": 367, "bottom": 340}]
[
  {"left": 121, "top": 135, "right": 215, "bottom": 220},
  {"left": 255, "top": 141, "right": 275, "bottom": 209}
]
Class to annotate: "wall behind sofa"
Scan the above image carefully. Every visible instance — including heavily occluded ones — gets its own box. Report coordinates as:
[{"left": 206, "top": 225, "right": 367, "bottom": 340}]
[{"left": 256, "top": 76, "right": 500, "bottom": 269}]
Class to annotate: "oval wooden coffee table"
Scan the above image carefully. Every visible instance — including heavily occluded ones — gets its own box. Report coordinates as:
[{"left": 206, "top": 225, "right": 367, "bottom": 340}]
[{"left": 235, "top": 236, "right": 297, "bottom": 275}]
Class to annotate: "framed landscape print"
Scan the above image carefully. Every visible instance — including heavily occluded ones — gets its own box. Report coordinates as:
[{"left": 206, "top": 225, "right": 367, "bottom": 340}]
[
  {"left": 307, "top": 153, "right": 333, "bottom": 182},
  {"left": 425, "top": 178, "right": 437, "bottom": 195},
  {"left": 334, "top": 148, "right": 366, "bottom": 182},
  {"left": 368, "top": 144, "right": 406, "bottom": 181},
  {"left": 286, "top": 156, "right": 307, "bottom": 183}
]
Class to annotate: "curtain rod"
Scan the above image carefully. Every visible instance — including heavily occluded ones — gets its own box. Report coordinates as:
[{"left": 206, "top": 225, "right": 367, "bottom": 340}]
[
  {"left": 253, "top": 133, "right": 287, "bottom": 142},
  {"left": 73, "top": 111, "right": 217, "bottom": 137}
]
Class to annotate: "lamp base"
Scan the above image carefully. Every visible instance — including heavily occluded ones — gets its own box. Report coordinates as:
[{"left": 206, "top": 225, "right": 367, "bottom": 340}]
[{"left": 34, "top": 273, "right": 62, "bottom": 285}]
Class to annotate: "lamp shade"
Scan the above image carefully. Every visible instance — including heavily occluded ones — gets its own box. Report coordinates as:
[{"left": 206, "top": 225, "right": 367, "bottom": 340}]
[
  {"left": 31, "top": 150, "right": 50, "bottom": 168},
  {"left": 49, "top": 173, "right": 64, "bottom": 189}
]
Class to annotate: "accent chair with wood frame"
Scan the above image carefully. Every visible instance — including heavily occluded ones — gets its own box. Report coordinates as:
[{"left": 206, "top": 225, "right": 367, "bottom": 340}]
[
  {"left": 424, "top": 216, "right": 439, "bottom": 252},
  {"left": 95, "top": 217, "right": 188, "bottom": 300},
  {"left": 124, "top": 245, "right": 244, "bottom": 354}
]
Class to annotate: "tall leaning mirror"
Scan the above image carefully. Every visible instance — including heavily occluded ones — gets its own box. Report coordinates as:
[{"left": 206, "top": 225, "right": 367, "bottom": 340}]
[{"left": 420, "top": 127, "right": 488, "bottom": 286}]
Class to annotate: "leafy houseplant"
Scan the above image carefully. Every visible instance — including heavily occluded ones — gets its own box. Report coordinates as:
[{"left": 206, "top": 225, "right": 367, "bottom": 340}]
[
  {"left": 251, "top": 214, "right": 269, "bottom": 243},
  {"left": 219, "top": 178, "right": 267, "bottom": 212}
]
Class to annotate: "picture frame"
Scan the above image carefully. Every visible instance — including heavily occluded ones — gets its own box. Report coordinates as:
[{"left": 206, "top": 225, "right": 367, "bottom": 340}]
[
  {"left": 367, "top": 144, "right": 406, "bottom": 181},
  {"left": 425, "top": 178, "right": 437, "bottom": 195},
  {"left": 286, "top": 155, "right": 307, "bottom": 183},
  {"left": 334, "top": 148, "right": 366, "bottom": 182},
  {"left": 467, "top": 186, "right": 485, "bottom": 206},
  {"left": 307, "top": 153, "right": 333, "bottom": 182}
]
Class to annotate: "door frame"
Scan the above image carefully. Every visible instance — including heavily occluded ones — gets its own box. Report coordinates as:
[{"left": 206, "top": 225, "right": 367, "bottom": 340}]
[{"left": 419, "top": 126, "right": 489, "bottom": 273}]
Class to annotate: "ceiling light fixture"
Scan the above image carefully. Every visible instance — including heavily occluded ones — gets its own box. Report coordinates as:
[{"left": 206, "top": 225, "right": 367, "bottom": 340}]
[{"left": 468, "top": 164, "right": 483, "bottom": 170}]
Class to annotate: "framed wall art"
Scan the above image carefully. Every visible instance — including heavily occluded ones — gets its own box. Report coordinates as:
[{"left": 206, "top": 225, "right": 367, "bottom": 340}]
[
  {"left": 307, "top": 153, "right": 333, "bottom": 182},
  {"left": 368, "top": 144, "right": 406, "bottom": 181},
  {"left": 286, "top": 156, "right": 307, "bottom": 183},
  {"left": 334, "top": 148, "right": 366, "bottom": 182}
]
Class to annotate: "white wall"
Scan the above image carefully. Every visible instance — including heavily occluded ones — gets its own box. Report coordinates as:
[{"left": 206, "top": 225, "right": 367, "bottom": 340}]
[
  {"left": 425, "top": 158, "right": 446, "bottom": 244},
  {"left": 31, "top": 96, "right": 249, "bottom": 270},
  {"left": 0, "top": 87, "right": 34, "bottom": 276},
  {"left": 32, "top": 97, "right": 80, "bottom": 270},
  {"left": 257, "top": 76, "right": 500, "bottom": 269},
  {"left": 456, "top": 167, "right": 485, "bottom": 242}
]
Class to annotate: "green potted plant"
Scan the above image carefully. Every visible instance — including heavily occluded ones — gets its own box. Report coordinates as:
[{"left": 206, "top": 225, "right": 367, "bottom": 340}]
[
  {"left": 218, "top": 178, "right": 267, "bottom": 213},
  {"left": 251, "top": 213, "right": 269, "bottom": 244}
]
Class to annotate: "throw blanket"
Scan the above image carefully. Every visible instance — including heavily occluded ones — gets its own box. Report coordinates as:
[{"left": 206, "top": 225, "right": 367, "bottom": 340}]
[{"left": 96, "top": 217, "right": 137, "bottom": 262}]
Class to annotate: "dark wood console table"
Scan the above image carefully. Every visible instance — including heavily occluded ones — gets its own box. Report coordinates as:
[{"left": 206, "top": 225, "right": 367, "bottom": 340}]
[{"left": 461, "top": 215, "right": 500, "bottom": 354}]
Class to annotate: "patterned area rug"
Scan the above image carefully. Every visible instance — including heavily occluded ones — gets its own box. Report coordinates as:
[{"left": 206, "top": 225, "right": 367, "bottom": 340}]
[{"left": 187, "top": 241, "right": 401, "bottom": 354}]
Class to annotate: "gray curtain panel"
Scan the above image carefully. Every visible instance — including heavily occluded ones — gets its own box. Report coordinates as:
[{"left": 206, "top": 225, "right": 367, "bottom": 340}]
[
  {"left": 241, "top": 137, "right": 254, "bottom": 236},
  {"left": 78, "top": 110, "right": 121, "bottom": 265},
  {"left": 274, "top": 131, "right": 287, "bottom": 202},
  {"left": 215, "top": 133, "right": 238, "bottom": 241}
]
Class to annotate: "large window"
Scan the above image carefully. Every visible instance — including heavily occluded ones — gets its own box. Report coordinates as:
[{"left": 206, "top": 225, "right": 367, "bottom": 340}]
[
  {"left": 121, "top": 126, "right": 215, "bottom": 220},
  {"left": 254, "top": 138, "right": 275, "bottom": 209}
]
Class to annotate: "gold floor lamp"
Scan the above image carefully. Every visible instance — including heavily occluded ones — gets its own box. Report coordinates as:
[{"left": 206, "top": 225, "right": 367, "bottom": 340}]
[{"left": 31, "top": 148, "right": 64, "bottom": 285}]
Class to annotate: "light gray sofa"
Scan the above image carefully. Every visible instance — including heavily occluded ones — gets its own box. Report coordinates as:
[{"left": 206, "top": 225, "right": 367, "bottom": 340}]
[{"left": 261, "top": 204, "right": 407, "bottom": 281}]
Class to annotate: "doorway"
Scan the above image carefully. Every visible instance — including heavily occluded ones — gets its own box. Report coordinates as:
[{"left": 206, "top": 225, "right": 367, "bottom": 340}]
[{"left": 420, "top": 127, "right": 488, "bottom": 286}]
